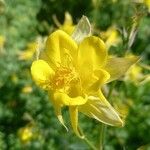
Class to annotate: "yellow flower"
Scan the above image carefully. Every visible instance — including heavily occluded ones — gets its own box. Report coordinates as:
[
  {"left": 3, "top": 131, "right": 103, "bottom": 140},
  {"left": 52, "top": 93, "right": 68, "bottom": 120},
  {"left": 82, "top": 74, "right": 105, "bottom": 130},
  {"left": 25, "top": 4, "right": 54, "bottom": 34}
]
[
  {"left": 11, "top": 74, "right": 18, "bottom": 84},
  {"left": 125, "top": 63, "right": 150, "bottom": 85},
  {"left": 18, "top": 126, "right": 33, "bottom": 143},
  {"left": 100, "top": 26, "right": 121, "bottom": 49},
  {"left": 31, "top": 32, "right": 138, "bottom": 138},
  {"left": 54, "top": 12, "right": 75, "bottom": 35},
  {"left": 0, "top": 35, "right": 5, "bottom": 48},
  {"left": 125, "top": 64, "right": 142, "bottom": 83},
  {"left": 0, "top": 35, "right": 5, "bottom": 55},
  {"left": 21, "top": 85, "right": 33, "bottom": 93},
  {"left": 31, "top": 18, "right": 138, "bottom": 138},
  {"left": 18, "top": 42, "right": 38, "bottom": 60},
  {"left": 124, "top": 53, "right": 150, "bottom": 85}
]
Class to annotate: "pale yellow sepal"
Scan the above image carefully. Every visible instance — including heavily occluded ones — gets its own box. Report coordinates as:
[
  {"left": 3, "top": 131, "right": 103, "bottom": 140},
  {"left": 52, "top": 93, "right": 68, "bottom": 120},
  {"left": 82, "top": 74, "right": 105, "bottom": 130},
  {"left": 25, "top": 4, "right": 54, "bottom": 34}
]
[
  {"left": 72, "top": 16, "right": 91, "bottom": 43},
  {"left": 104, "top": 56, "right": 140, "bottom": 82},
  {"left": 79, "top": 91, "right": 124, "bottom": 127},
  {"left": 69, "top": 106, "right": 84, "bottom": 138},
  {"left": 31, "top": 60, "right": 54, "bottom": 89}
]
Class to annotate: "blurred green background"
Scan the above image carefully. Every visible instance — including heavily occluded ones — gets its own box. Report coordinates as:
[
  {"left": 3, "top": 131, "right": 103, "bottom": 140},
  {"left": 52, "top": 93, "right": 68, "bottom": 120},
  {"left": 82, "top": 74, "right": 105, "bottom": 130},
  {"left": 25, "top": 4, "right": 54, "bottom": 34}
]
[{"left": 0, "top": 0, "right": 150, "bottom": 149}]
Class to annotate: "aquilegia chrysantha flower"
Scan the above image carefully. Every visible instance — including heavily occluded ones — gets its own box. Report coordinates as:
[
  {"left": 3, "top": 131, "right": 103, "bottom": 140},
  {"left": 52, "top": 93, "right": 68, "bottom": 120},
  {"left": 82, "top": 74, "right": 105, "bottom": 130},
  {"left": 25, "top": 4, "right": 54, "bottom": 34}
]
[
  {"left": 100, "top": 26, "right": 121, "bottom": 49},
  {"left": 31, "top": 16, "right": 139, "bottom": 138},
  {"left": 18, "top": 42, "right": 38, "bottom": 60}
]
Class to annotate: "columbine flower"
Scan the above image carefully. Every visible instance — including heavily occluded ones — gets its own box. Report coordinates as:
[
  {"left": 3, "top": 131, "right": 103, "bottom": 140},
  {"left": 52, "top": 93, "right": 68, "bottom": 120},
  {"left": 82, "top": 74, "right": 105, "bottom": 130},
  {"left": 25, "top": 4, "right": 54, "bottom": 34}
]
[
  {"left": 18, "top": 42, "right": 38, "bottom": 60},
  {"left": 100, "top": 26, "right": 121, "bottom": 49},
  {"left": 124, "top": 54, "right": 149, "bottom": 85},
  {"left": 21, "top": 85, "right": 33, "bottom": 93},
  {"left": 125, "top": 64, "right": 143, "bottom": 83},
  {"left": 0, "top": 35, "right": 5, "bottom": 48},
  {"left": 0, "top": 35, "right": 5, "bottom": 54},
  {"left": 18, "top": 126, "right": 34, "bottom": 143},
  {"left": 31, "top": 17, "right": 138, "bottom": 138},
  {"left": 125, "top": 64, "right": 150, "bottom": 85}
]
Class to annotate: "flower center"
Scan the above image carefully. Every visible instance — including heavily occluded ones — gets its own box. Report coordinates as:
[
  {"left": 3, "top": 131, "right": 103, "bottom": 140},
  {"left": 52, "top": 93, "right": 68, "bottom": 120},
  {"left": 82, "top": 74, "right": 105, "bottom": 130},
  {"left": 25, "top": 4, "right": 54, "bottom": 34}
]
[{"left": 51, "top": 66, "right": 79, "bottom": 91}]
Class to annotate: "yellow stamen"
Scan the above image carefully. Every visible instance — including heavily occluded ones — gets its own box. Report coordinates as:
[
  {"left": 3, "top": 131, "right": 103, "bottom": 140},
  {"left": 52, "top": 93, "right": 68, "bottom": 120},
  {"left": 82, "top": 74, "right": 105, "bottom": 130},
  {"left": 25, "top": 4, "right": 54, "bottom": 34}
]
[{"left": 50, "top": 66, "right": 79, "bottom": 91}]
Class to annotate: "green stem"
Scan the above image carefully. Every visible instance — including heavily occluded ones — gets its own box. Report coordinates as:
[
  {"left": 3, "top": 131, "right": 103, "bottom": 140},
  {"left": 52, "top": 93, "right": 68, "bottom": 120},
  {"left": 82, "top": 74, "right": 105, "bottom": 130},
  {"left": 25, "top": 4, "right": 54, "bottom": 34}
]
[
  {"left": 84, "top": 137, "right": 98, "bottom": 150},
  {"left": 99, "top": 124, "right": 106, "bottom": 150},
  {"left": 99, "top": 81, "right": 116, "bottom": 150},
  {"left": 79, "top": 127, "right": 98, "bottom": 150}
]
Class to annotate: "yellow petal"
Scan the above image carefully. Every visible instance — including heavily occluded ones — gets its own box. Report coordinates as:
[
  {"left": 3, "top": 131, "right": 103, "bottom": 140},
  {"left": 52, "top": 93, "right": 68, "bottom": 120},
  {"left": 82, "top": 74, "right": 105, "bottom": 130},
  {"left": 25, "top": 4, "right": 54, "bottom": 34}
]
[
  {"left": 53, "top": 92, "right": 87, "bottom": 106},
  {"left": 31, "top": 60, "right": 54, "bottom": 89},
  {"left": 85, "top": 69, "right": 110, "bottom": 94},
  {"left": 104, "top": 56, "right": 140, "bottom": 82},
  {"left": 77, "top": 36, "right": 107, "bottom": 79},
  {"left": 87, "top": 69, "right": 110, "bottom": 93},
  {"left": 69, "top": 106, "right": 84, "bottom": 138},
  {"left": 40, "top": 30, "right": 78, "bottom": 69},
  {"left": 60, "top": 25, "right": 75, "bottom": 35},
  {"left": 79, "top": 91, "right": 123, "bottom": 127},
  {"left": 77, "top": 37, "right": 107, "bottom": 90}
]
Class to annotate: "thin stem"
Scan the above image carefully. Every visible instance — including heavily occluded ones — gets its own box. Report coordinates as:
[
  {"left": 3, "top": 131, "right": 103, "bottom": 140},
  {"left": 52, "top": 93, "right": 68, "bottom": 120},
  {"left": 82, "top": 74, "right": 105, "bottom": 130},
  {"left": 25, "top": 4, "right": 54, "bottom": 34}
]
[
  {"left": 79, "top": 127, "right": 98, "bottom": 150},
  {"left": 84, "top": 137, "right": 98, "bottom": 150},
  {"left": 99, "top": 124, "right": 106, "bottom": 150},
  {"left": 99, "top": 81, "right": 116, "bottom": 150}
]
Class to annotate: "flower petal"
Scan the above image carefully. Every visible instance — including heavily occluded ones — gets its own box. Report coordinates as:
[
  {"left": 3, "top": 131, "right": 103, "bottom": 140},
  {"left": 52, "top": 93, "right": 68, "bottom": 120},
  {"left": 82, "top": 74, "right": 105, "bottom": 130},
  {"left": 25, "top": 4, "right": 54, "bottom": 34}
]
[
  {"left": 78, "top": 36, "right": 107, "bottom": 74},
  {"left": 53, "top": 92, "right": 87, "bottom": 106},
  {"left": 40, "top": 30, "right": 78, "bottom": 69},
  {"left": 104, "top": 56, "right": 140, "bottom": 82},
  {"left": 83, "top": 69, "right": 110, "bottom": 94},
  {"left": 87, "top": 69, "right": 110, "bottom": 93},
  {"left": 77, "top": 36, "right": 107, "bottom": 88},
  {"left": 69, "top": 106, "right": 84, "bottom": 138},
  {"left": 79, "top": 91, "right": 124, "bottom": 126},
  {"left": 31, "top": 60, "right": 54, "bottom": 89}
]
